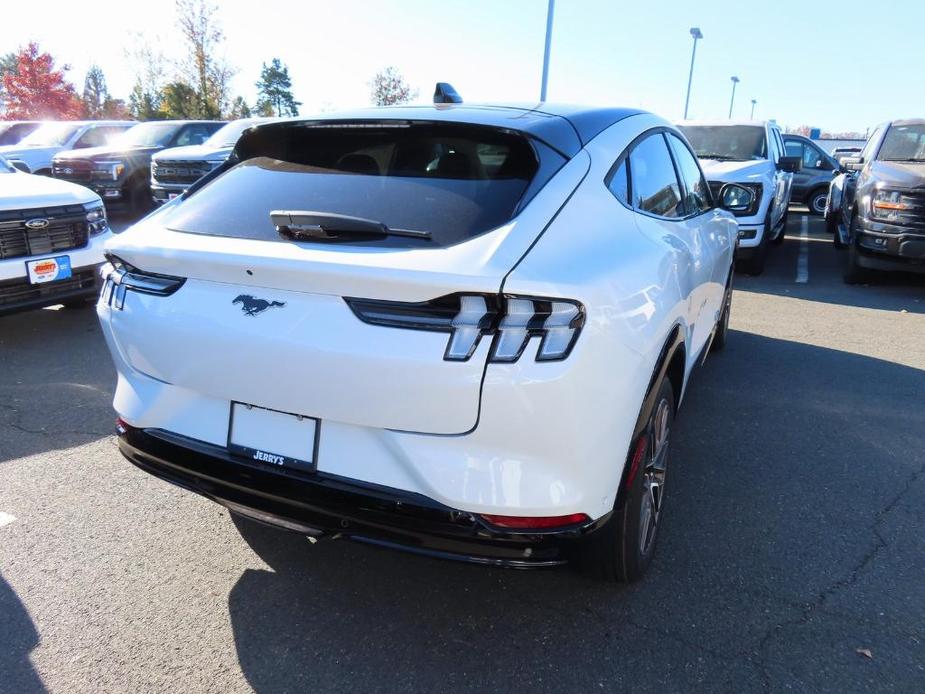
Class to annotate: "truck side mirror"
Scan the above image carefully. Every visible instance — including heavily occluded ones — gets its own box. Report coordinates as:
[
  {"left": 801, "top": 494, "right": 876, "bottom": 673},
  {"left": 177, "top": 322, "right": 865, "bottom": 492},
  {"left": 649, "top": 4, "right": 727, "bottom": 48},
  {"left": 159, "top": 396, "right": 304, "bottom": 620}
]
[{"left": 840, "top": 156, "right": 864, "bottom": 172}]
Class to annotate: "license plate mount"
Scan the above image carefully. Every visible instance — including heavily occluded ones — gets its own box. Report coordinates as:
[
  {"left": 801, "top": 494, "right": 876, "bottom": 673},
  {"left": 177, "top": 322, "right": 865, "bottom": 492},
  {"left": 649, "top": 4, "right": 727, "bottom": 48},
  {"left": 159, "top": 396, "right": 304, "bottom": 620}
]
[
  {"left": 228, "top": 402, "right": 319, "bottom": 472},
  {"left": 26, "top": 255, "right": 72, "bottom": 284}
]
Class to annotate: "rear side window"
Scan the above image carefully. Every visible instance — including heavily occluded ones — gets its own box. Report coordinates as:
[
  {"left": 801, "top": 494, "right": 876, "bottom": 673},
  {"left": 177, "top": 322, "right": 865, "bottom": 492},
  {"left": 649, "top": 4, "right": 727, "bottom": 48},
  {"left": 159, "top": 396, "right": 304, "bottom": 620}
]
[
  {"left": 173, "top": 121, "right": 561, "bottom": 247},
  {"left": 666, "top": 134, "right": 711, "bottom": 215},
  {"left": 629, "top": 134, "right": 683, "bottom": 218},
  {"left": 607, "top": 159, "right": 629, "bottom": 205}
]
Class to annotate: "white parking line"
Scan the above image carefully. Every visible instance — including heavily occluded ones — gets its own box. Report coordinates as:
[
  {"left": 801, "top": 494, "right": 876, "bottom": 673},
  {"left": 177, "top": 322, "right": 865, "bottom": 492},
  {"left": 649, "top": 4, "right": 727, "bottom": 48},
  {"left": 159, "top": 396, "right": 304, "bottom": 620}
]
[
  {"left": 0, "top": 511, "right": 16, "bottom": 528},
  {"left": 796, "top": 215, "right": 809, "bottom": 284}
]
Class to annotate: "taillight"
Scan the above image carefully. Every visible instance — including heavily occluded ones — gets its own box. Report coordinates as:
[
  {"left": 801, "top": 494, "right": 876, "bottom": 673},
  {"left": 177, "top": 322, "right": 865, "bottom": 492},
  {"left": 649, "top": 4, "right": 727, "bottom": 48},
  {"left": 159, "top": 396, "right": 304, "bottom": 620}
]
[
  {"left": 100, "top": 254, "right": 185, "bottom": 310},
  {"left": 345, "top": 293, "right": 584, "bottom": 363},
  {"left": 480, "top": 512, "right": 590, "bottom": 529}
]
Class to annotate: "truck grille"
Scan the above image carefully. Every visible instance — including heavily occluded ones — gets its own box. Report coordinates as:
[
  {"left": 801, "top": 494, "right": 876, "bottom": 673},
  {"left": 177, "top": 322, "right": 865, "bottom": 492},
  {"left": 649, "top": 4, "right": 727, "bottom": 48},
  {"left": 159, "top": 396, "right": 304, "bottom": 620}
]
[
  {"left": 881, "top": 190, "right": 925, "bottom": 229},
  {"left": 0, "top": 204, "right": 89, "bottom": 260},
  {"left": 152, "top": 160, "right": 215, "bottom": 185},
  {"left": 52, "top": 160, "right": 93, "bottom": 182},
  {"left": 0, "top": 269, "right": 97, "bottom": 308}
]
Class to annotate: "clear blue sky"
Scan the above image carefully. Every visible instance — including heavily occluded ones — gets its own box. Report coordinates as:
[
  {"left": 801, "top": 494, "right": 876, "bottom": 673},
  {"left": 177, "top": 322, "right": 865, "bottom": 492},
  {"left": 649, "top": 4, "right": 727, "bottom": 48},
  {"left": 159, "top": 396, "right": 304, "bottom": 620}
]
[{"left": 3, "top": 0, "right": 923, "bottom": 133}]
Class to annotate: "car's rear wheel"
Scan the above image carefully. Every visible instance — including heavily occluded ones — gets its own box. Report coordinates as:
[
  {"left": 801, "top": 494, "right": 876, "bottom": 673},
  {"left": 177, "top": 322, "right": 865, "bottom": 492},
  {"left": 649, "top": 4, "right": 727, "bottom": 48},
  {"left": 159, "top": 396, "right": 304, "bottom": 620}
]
[
  {"left": 582, "top": 377, "right": 675, "bottom": 582},
  {"left": 807, "top": 187, "right": 828, "bottom": 215}
]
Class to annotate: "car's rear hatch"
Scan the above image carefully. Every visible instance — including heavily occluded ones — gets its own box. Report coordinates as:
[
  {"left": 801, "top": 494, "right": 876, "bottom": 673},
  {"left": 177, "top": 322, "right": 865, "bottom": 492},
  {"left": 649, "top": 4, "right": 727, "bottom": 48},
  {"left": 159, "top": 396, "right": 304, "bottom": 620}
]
[{"left": 103, "top": 117, "right": 588, "bottom": 434}]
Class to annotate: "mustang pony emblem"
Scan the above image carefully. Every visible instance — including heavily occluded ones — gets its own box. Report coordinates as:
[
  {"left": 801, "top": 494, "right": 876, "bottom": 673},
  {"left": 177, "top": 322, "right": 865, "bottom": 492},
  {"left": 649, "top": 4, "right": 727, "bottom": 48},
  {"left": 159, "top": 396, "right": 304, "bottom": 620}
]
[{"left": 233, "top": 294, "right": 286, "bottom": 316}]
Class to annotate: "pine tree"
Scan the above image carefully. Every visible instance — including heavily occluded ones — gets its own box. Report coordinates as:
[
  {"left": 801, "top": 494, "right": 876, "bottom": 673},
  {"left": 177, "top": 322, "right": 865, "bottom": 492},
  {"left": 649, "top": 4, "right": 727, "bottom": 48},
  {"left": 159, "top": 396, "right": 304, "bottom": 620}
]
[
  {"left": 255, "top": 58, "right": 300, "bottom": 117},
  {"left": 229, "top": 96, "right": 252, "bottom": 119},
  {"left": 82, "top": 65, "right": 110, "bottom": 119}
]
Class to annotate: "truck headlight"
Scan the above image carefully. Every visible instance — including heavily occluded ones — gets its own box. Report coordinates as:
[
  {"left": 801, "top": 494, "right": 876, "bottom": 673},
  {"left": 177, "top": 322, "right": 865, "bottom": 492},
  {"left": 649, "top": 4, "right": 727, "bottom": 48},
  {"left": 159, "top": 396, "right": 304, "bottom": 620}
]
[
  {"left": 93, "top": 161, "right": 125, "bottom": 181},
  {"left": 871, "top": 190, "right": 911, "bottom": 222},
  {"left": 85, "top": 203, "right": 108, "bottom": 236}
]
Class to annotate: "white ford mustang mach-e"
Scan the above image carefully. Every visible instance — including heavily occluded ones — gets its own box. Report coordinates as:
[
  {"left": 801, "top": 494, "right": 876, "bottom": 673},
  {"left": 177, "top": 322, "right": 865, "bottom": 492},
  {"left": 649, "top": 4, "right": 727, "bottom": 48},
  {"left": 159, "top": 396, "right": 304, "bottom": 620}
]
[{"left": 98, "top": 103, "right": 745, "bottom": 581}]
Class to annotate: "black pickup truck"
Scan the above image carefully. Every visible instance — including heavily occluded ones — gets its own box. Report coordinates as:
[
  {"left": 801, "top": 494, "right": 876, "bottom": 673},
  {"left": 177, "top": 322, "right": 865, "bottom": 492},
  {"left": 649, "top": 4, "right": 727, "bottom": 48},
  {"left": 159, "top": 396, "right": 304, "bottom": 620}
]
[
  {"left": 836, "top": 119, "right": 925, "bottom": 283},
  {"left": 51, "top": 120, "right": 223, "bottom": 214}
]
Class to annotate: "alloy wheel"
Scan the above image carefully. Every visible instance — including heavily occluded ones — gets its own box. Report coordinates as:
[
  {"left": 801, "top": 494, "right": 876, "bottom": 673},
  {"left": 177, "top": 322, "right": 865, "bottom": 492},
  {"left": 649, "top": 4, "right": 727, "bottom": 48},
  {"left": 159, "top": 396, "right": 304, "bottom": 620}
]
[{"left": 639, "top": 396, "right": 671, "bottom": 555}]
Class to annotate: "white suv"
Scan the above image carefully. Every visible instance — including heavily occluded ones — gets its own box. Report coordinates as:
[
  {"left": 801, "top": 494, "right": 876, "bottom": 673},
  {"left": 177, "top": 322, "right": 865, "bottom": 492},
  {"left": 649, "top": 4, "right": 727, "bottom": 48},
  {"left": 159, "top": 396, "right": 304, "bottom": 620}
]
[
  {"left": 0, "top": 155, "right": 111, "bottom": 315},
  {"left": 0, "top": 120, "right": 134, "bottom": 175},
  {"left": 98, "top": 105, "right": 743, "bottom": 581},
  {"left": 678, "top": 121, "right": 801, "bottom": 274}
]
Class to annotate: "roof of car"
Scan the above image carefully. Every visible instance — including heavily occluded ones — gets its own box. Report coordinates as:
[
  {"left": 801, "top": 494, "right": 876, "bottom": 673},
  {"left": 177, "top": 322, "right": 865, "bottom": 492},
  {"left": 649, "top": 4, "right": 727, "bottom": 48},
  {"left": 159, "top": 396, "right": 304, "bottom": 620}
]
[
  {"left": 888, "top": 118, "right": 925, "bottom": 126},
  {"left": 125, "top": 120, "right": 225, "bottom": 127},
  {"left": 258, "top": 104, "right": 646, "bottom": 158},
  {"left": 678, "top": 120, "right": 771, "bottom": 128}
]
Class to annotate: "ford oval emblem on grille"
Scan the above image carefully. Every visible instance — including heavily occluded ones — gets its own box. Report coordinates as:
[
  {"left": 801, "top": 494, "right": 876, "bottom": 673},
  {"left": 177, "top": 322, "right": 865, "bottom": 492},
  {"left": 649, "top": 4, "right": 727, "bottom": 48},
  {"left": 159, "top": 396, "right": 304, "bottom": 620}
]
[
  {"left": 25, "top": 218, "right": 49, "bottom": 230},
  {"left": 63, "top": 167, "right": 73, "bottom": 174}
]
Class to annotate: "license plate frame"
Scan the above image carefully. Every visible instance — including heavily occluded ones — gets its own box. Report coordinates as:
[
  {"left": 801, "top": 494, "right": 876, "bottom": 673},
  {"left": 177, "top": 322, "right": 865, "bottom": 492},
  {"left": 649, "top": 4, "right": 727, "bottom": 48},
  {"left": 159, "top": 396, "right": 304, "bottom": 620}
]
[
  {"left": 228, "top": 402, "right": 319, "bottom": 473},
  {"left": 25, "top": 255, "right": 72, "bottom": 285}
]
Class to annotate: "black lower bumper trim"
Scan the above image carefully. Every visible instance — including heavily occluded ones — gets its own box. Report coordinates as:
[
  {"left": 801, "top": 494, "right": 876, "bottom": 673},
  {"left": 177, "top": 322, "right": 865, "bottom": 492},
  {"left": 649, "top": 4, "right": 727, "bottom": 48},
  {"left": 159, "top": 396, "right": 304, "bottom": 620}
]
[
  {"left": 117, "top": 426, "right": 605, "bottom": 568},
  {"left": 0, "top": 265, "right": 101, "bottom": 316}
]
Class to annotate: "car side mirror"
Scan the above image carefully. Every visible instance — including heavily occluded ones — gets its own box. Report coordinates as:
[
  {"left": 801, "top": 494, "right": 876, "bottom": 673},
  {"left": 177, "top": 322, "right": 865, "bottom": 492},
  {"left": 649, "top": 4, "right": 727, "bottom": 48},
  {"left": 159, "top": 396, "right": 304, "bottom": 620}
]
[
  {"left": 778, "top": 155, "right": 802, "bottom": 173},
  {"left": 717, "top": 183, "right": 755, "bottom": 213},
  {"left": 841, "top": 156, "right": 864, "bottom": 172}
]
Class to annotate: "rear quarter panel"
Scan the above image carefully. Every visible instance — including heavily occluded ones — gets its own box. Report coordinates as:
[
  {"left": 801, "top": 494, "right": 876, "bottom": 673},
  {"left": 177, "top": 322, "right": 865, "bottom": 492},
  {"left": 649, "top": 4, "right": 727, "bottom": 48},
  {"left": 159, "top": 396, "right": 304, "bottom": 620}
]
[{"left": 493, "top": 113, "right": 731, "bottom": 516}]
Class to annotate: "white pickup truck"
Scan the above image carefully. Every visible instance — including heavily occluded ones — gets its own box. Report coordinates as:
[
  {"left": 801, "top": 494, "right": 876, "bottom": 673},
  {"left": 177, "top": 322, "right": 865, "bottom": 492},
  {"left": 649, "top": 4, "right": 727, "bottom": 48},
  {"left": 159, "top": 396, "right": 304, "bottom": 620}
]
[
  {"left": 0, "top": 120, "right": 133, "bottom": 176},
  {"left": 678, "top": 121, "right": 801, "bottom": 274},
  {"left": 0, "top": 154, "right": 111, "bottom": 316}
]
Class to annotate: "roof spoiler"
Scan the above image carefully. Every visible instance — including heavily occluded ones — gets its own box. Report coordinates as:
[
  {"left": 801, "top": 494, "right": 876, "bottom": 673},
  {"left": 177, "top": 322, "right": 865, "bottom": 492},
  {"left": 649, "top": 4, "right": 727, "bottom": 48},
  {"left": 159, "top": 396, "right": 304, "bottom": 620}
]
[{"left": 433, "top": 82, "right": 462, "bottom": 104}]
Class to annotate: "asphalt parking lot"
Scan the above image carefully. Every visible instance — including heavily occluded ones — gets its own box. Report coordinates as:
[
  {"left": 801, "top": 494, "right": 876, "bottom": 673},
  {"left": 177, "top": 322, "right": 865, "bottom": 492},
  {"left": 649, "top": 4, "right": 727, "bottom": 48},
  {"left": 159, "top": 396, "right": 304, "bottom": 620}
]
[{"left": 1, "top": 211, "right": 923, "bottom": 693}]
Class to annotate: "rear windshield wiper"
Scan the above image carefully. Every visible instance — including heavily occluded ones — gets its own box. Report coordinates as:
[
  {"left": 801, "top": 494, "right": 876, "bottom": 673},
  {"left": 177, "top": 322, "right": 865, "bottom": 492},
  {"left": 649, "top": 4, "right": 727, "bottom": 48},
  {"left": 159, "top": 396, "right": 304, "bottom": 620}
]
[{"left": 271, "top": 210, "right": 431, "bottom": 241}]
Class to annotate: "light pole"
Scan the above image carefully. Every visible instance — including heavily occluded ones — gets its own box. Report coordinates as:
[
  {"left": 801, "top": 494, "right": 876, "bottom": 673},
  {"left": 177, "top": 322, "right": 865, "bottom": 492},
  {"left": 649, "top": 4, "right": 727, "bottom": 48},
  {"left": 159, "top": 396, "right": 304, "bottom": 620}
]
[
  {"left": 728, "top": 76, "right": 740, "bottom": 119},
  {"left": 750, "top": 99, "right": 757, "bottom": 119},
  {"left": 540, "top": 0, "right": 555, "bottom": 102},
  {"left": 683, "top": 27, "right": 703, "bottom": 120}
]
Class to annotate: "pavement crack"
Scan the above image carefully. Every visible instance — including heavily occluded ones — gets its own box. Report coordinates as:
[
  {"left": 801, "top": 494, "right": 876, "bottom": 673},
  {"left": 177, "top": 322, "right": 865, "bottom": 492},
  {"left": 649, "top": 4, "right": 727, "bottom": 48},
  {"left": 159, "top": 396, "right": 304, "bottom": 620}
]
[{"left": 751, "top": 457, "right": 925, "bottom": 691}]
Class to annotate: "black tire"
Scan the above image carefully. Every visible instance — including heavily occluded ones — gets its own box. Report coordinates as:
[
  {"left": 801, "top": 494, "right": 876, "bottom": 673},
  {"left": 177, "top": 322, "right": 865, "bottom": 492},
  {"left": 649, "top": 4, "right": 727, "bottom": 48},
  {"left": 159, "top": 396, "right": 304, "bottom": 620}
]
[
  {"left": 711, "top": 279, "right": 732, "bottom": 352},
  {"left": 740, "top": 231, "right": 768, "bottom": 275},
  {"left": 843, "top": 217, "right": 868, "bottom": 284},
  {"left": 581, "top": 377, "right": 675, "bottom": 582},
  {"left": 825, "top": 208, "right": 840, "bottom": 236},
  {"left": 129, "top": 180, "right": 153, "bottom": 216},
  {"left": 771, "top": 208, "right": 788, "bottom": 245},
  {"left": 807, "top": 187, "right": 828, "bottom": 216}
]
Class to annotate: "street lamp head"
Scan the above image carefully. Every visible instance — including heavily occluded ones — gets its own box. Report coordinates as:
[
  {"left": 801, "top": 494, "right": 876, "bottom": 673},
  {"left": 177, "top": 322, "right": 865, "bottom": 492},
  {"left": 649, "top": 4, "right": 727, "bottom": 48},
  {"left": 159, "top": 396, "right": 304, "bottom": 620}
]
[
  {"left": 731, "top": 76, "right": 740, "bottom": 84},
  {"left": 690, "top": 27, "right": 703, "bottom": 39}
]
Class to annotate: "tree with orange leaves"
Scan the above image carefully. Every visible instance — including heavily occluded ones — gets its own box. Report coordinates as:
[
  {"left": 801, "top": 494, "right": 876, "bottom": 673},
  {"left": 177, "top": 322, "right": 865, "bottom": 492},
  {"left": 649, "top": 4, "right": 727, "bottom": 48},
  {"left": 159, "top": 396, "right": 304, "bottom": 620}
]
[{"left": 2, "top": 43, "right": 81, "bottom": 119}]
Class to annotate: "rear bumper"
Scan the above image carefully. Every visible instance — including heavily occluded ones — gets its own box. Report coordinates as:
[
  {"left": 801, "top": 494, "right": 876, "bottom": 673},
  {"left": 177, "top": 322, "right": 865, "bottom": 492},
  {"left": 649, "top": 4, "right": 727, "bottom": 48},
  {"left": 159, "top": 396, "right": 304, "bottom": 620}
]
[{"left": 117, "top": 425, "right": 605, "bottom": 568}]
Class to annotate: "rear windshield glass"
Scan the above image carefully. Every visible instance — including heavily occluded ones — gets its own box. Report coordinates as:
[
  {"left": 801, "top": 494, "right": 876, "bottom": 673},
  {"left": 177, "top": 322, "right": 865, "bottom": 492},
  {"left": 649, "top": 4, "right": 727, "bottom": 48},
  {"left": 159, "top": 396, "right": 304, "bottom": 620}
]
[
  {"left": 168, "top": 121, "right": 554, "bottom": 247},
  {"left": 679, "top": 125, "right": 767, "bottom": 161}
]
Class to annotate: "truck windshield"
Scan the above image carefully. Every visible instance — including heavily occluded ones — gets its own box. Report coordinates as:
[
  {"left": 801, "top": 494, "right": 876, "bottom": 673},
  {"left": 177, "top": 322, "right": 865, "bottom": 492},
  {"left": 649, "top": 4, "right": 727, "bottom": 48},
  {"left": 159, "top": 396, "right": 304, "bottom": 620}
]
[
  {"left": 878, "top": 124, "right": 925, "bottom": 162},
  {"left": 170, "top": 120, "right": 560, "bottom": 248},
  {"left": 678, "top": 125, "right": 767, "bottom": 161},
  {"left": 111, "top": 123, "right": 180, "bottom": 148},
  {"left": 204, "top": 119, "right": 265, "bottom": 148},
  {"left": 21, "top": 123, "right": 81, "bottom": 147}
]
